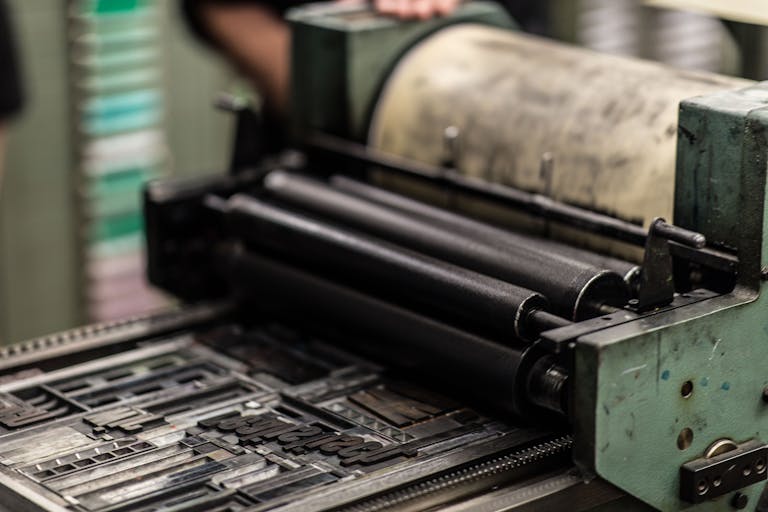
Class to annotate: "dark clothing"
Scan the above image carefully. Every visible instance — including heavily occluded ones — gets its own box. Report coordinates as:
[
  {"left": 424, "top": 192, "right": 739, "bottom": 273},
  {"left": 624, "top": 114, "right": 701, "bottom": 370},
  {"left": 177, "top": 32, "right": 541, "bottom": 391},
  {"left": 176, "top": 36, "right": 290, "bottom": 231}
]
[
  {"left": 0, "top": 0, "right": 23, "bottom": 119},
  {"left": 180, "top": 0, "right": 548, "bottom": 49}
]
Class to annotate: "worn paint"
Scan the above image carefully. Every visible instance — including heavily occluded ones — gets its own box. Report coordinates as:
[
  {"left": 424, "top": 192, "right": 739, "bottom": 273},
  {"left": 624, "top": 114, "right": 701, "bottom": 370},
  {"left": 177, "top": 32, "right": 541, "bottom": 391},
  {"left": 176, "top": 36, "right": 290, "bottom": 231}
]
[
  {"left": 370, "top": 25, "right": 750, "bottom": 259},
  {"left": 577, "top": 291, "right": 768, "bottom": 512},
  {"left": 708, "top": 338, "right": 721, "bottom": 360},
  {"left": 621, "top": 364, "right": 648, "bottom": 376}
]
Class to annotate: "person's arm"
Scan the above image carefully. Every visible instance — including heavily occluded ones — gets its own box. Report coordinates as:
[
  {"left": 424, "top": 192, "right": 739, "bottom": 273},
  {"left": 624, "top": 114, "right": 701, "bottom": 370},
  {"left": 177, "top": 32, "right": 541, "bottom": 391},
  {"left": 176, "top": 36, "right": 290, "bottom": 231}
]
[
  {"left": 199, "top": 2, "right": 291, "bottom": 114},
  {"left": 0, "top": 0, "right": 25, "bottom": 192},
  {"left": 372, "top": 0, "right": 460, "bottom": 19},
  {"left": 184, "top": 0, "right": 460, "bottom": 116}
]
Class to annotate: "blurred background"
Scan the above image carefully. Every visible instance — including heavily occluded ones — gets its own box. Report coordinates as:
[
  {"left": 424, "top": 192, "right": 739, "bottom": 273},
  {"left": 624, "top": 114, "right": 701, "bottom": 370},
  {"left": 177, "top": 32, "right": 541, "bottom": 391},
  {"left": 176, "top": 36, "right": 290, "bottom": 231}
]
[
  {"left": 0, "top": 0, "right": 766, "bottom": 344},
  {"left": 0, "top": 0, "right": 234, "bottom": 343}
]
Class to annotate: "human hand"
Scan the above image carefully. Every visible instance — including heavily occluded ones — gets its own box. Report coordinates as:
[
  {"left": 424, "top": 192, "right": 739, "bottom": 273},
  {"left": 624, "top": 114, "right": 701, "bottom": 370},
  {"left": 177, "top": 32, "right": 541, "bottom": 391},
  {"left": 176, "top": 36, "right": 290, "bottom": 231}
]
[{"left": 337, "top": 0, "right": 461, "bottom": 20}]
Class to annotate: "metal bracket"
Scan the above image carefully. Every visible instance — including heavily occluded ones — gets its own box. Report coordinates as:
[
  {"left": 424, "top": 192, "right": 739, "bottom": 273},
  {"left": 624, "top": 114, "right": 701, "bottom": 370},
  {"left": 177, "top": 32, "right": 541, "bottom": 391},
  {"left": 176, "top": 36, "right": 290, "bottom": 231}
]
[
  {"left": 634, "top": 218, "right": 706, "bottom": 312},
  {"left": 635, "top": 218, "right": 676, "bottom": 311},
  {"left": 680, "top": 439, "right": 768, "bottom": 504},
  {"left": 215, "top": 93, "right": 267, "bottom": 175},
  {"left": 539, "top": 288, "right": 719, "bottom": 355}
]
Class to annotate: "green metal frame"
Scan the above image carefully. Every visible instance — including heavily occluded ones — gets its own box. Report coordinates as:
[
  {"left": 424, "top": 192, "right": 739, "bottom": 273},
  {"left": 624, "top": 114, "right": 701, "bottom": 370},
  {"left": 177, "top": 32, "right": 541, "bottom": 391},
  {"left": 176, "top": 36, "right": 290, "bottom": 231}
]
[
  {"left": 288, "top": 1, "right": 514, "bottom": 141},
  {"left": 575, "top": 290, "right": 768, "bottom": 511},
  {"left": 575, "top": 83, "right": 768, "bottom": 511}
]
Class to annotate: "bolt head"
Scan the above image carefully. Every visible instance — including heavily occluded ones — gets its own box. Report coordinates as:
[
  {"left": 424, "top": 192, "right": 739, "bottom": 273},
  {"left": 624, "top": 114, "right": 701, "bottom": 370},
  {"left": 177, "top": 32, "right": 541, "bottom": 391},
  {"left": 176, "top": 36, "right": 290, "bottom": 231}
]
[{"left": 731, "top": 492, "right": 749, "bottom": 510}]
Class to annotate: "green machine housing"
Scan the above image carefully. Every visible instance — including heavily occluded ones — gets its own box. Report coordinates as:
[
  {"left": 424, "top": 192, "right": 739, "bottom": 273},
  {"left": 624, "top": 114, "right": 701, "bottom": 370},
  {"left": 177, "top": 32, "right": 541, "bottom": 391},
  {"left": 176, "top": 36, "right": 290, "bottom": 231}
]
[{"left": 288, "top": 3, "right": 768, "bottom": 511}]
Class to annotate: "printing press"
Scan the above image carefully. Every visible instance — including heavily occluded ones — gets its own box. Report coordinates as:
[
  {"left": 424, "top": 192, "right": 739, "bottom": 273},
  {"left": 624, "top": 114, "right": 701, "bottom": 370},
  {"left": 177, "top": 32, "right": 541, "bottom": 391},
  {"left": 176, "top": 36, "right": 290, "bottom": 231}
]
[{"left": 3, "top": 2, "right": 768, "bottom": 511}]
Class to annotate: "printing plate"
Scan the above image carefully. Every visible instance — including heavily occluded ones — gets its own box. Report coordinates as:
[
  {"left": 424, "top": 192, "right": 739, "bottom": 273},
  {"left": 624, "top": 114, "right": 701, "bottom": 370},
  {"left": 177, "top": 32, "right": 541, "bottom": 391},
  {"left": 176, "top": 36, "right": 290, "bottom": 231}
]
[{"left": 0, "top": 312, "right": 579, "bottom": 512}]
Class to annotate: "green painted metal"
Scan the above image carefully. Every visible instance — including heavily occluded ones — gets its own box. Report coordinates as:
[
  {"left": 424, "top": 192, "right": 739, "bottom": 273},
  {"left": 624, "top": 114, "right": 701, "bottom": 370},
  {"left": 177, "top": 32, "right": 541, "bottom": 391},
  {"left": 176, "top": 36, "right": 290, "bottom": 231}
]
[
  {"left": 575, "top": 291, "right": 768, "bottom": 511},
  {"left": 576, "top": 82, "right": 768, "bottom": 511},
  {"left": 288, "top": 1, "right": 514, "bottom": 141},
  {"left": 674, "top": 83, "right": 768, "bottom": 289}
]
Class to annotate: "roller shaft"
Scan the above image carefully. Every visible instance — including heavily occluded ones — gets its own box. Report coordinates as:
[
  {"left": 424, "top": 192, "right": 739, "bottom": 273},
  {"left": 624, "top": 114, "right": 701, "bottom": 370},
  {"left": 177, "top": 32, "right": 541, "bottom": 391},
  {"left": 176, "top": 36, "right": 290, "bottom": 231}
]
[
  {"left": 263, "top": 171, "right": 628, "bottom": 320},
  {"left": 222, "top": 249, "right": 562, "bottom": 417},
  {"left": 224, "top": 194, "right": 557, "bottom": 341}
]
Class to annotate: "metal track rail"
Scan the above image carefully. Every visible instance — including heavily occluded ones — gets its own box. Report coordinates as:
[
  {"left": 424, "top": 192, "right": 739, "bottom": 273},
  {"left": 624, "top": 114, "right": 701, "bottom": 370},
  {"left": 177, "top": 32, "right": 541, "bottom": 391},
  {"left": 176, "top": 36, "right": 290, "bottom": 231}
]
[{"left": 333, "top": 436, "right": 574, "bottom": 512}]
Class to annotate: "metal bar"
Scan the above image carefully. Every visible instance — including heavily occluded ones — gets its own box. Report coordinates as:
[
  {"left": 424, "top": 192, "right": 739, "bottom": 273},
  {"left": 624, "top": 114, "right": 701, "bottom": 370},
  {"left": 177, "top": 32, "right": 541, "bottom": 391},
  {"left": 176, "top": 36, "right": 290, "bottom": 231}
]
[
  {"left": 667, "top": 241, "right": 738, "bottom": 274},
  {"left": 221, "top": 250, "right": 563, "bottom": 417},
  {"left": 0, "top": 304, "right": 231, "bottom": 375},
  {"left": 306, "top": 132, "right": 709, "bottom": 250},
  {"left": 262, "top": 172, "right": 627, "bottom": 321},
  {"left": 527, "top": 311, "right": 573, "bottom": 334},
  {"left": 222, "top": 194, "right": 562, "bottom": 342},
  {"left": 651, "top": 220, "right": 706, "bottom": 248}
]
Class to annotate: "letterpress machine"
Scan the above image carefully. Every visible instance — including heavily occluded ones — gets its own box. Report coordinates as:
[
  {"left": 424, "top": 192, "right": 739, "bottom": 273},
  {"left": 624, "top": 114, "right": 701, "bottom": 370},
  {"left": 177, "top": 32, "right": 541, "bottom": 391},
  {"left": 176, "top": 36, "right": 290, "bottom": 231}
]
[{"left": 1, "top": 3, "right": 768, "bottom": 511}]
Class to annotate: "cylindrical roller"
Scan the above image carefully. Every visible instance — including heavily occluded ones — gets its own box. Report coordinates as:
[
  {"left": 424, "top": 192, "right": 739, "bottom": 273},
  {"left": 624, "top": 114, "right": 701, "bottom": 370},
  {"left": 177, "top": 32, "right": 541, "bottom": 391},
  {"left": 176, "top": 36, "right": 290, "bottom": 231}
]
[
  {"left": 331, "top": 175, "right": 641, "bottom": 290},
  {"left": 224, "top": 194, "right": 557, "bottom": 341},
  {"left": 263, "top": 171, "right": 628, "bottom": 320},
  {"left": 221, "top": 249, "right": 564, "bottom": 418},
  {"left": 368, "top": 24, "right": 751, "bottom": 257}
]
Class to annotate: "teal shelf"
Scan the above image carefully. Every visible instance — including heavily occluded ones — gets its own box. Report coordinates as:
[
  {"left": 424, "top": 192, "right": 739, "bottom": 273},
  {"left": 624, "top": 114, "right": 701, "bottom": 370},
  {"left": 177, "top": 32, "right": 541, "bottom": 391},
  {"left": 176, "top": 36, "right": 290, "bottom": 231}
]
[
  {"left": 88, "top": 211, "right": 144, "bottom": 242},
  {"left": 78, "top": 0, "right": 149, "bottom": 16}
]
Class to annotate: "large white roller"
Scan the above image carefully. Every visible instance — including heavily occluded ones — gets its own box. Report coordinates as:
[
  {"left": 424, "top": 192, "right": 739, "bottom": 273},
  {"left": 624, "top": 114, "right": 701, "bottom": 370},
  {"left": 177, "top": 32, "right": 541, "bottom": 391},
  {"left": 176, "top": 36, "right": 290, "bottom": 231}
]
[{"left": 369, "top": 24, "right": 749, "bottom": 257}]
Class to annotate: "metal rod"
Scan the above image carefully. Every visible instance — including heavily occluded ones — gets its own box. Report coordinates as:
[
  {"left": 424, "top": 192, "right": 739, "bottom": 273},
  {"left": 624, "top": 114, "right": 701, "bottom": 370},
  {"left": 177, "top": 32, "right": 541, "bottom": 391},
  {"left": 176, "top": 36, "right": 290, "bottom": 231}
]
[
  {"left": 222, "top": 194, "right": 563, "bottom": 341},
  {"left": 652, "top": 220, "right": 706, "bottom": 247},
  {"left": 306, "top": 132, "right": 709, "bottom": 250},
  {"left": 527, "top": 310, "right": 573, "bottom": 334},
  {"left": 262, "top": 171, "right": 627, "bottom": 321},
  {"left": 221, "top": 249, "right": 565, "bottom": 418},
  {"left": 330, "top": 175, "right": 641, "bottom": 289},
  {"left": 667, "top": 242, "right": 737, "bottom": 274}
]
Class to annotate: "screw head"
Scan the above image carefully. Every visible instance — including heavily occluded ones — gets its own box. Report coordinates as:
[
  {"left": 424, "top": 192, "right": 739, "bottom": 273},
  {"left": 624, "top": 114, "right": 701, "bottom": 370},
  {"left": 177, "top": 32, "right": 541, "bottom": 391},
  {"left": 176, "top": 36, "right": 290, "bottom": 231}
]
[
  {"left": 731, "top": 492, "right": 749, "bottom": 510},
  {"left": 762, "top": 387, "right": 768, "bottom": 404}
]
